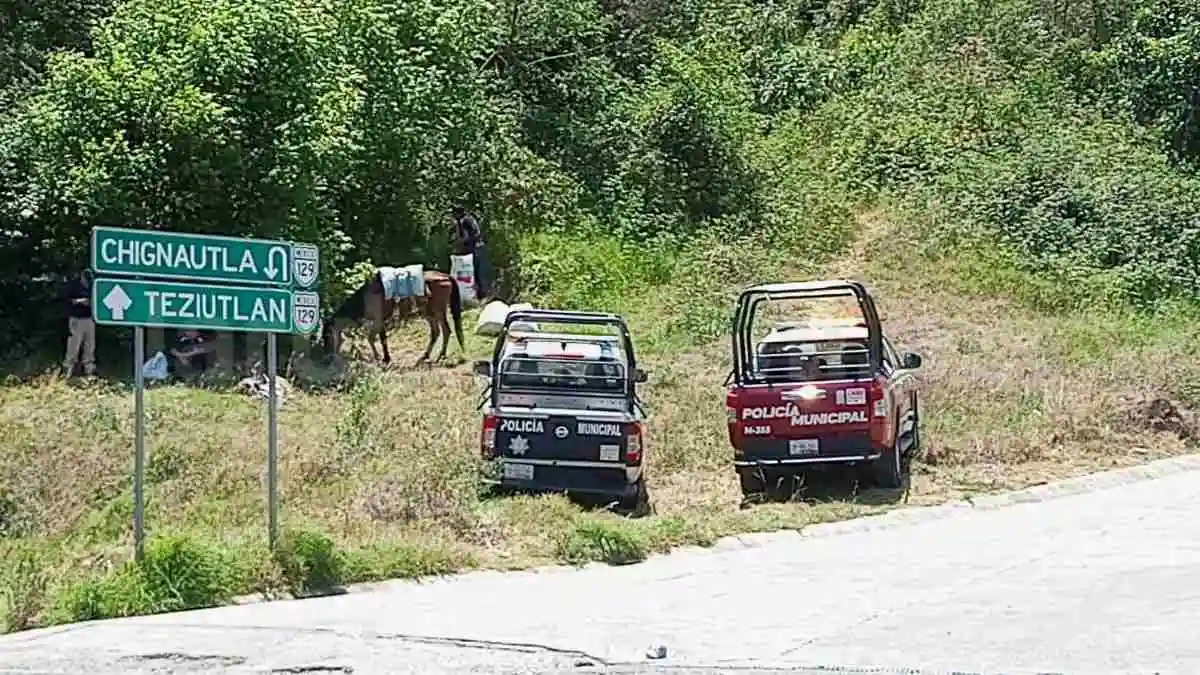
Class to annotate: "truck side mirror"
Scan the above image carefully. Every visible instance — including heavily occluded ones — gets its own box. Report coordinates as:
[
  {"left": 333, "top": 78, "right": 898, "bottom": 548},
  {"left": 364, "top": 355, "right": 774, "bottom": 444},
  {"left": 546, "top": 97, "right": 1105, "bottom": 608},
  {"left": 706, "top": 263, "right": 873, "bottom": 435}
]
[
  {"left": 634, "top": 368, "right": 648, "bottom": 383},
  {"left": 902, "top": 352, "right": 922, "bottom": 370},
  {"left": 473, "top": 360, "right": 493, "bottom": 377}
]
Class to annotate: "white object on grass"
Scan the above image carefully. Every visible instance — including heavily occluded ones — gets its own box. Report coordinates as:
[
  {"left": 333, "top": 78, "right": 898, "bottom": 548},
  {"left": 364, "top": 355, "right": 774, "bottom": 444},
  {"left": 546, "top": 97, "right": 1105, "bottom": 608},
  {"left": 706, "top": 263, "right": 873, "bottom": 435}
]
[{"left": 141, "top": 352, "right": 169, "bottom": 380}]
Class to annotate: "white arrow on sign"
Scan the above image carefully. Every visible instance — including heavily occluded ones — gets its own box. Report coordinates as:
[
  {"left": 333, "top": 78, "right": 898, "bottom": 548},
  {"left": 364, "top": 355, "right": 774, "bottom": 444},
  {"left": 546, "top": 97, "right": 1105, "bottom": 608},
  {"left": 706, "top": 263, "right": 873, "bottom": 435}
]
[
  {"left": 104, "top": 284, "right": 133, "bottom": 321},
  {"left": 264, "top": 246, "right": 289, "bottom": 283}
]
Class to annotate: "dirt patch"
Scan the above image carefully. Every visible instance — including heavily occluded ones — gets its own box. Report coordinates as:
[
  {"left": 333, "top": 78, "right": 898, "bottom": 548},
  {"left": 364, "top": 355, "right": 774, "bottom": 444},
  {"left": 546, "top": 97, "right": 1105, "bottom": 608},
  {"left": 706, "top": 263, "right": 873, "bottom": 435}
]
[
  {"left": 1118, "top": 393, "right": 1198, "bottom": 442},
  {"left": 840, "top": 212, "right": 1199, "bottom": 499}
]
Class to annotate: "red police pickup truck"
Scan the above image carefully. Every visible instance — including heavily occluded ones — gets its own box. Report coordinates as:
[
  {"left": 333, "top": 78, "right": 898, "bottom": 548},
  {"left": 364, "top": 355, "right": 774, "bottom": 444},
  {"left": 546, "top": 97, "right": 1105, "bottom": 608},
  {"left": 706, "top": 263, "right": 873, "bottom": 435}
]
[{"left": 725, "top": 280, "right": 923, "bottom": 498}]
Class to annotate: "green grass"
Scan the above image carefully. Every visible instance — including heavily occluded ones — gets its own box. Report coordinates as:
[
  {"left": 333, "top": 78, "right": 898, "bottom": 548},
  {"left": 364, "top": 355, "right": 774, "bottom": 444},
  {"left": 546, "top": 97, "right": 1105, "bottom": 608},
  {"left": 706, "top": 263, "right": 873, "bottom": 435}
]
[{"left": 3, "top": 209, "right": 1198, "bottom": 634}]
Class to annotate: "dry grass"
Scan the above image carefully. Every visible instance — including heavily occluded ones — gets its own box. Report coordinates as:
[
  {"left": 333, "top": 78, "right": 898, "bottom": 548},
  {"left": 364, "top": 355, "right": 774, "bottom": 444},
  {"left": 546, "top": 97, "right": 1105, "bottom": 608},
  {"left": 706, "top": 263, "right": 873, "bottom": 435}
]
[
  {"left": 849, "top": 212, "right": 1199, "bottom": 501},
  {"left": 2, "top": 211, "right": 1198, "bottom": 631}
]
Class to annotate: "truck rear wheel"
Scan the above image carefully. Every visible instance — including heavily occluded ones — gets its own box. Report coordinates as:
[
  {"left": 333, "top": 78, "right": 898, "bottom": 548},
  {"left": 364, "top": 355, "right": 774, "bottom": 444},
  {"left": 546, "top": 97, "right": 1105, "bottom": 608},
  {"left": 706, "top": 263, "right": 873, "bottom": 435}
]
[
  {"left": 620, "top": 478, "right": 651, "bottom": 517},
  {"left": 870, "top": 437, "right": 905, "bottom": 489},
  {"left": 739, "top": 468, "right": 797, "bottom": 501},
  {"left": 738, "top": 467, "right": 765, "bottom": 498},
  {"left": 908, "top": 406, "right": 922, "bottom": 454}
]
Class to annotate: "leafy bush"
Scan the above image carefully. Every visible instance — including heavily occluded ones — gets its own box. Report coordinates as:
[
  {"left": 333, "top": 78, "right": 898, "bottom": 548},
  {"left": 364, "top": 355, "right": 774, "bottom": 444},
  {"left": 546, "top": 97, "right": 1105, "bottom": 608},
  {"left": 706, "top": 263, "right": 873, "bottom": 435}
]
[
  {"left": 273, "top": 528, "right": 344, "bottom": 596},
  {"left": 1, "top": 545, "right": 48, "bottom": 632},
  {"left": 52, "top": 534, "right": 236, "bottom": 623},
  {"left": 555, "top": 517, "right": 648, "bottom": 565},
  {"left": 778, "top": 0, "right": 1200, "bottom": 308}
]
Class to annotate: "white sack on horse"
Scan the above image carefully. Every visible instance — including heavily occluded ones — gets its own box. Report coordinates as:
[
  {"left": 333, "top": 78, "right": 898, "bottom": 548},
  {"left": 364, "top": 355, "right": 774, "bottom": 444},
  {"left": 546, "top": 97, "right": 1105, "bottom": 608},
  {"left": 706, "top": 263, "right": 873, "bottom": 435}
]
[{"left": 378, "top": 264, "right": 425, "bottom": 300}]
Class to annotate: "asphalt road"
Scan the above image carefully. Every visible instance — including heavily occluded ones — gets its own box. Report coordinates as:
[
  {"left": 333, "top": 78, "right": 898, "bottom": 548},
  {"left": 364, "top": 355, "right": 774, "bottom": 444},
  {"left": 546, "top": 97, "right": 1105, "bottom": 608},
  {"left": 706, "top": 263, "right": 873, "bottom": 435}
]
[{"left": 4, "top": 455, "right": 1199, "bottom": 675}]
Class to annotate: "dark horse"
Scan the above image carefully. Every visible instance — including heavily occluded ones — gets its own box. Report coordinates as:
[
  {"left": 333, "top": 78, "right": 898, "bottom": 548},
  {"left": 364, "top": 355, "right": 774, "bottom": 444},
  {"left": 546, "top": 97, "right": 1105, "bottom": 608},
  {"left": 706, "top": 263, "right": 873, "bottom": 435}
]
[{"left": 322, "top": 268, "right": 464, "bottom": 365}]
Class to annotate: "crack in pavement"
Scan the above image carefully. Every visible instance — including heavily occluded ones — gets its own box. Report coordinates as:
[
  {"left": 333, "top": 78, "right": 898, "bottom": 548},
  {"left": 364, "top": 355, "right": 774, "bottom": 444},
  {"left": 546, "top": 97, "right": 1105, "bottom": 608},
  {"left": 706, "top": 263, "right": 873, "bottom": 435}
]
[
  {"left": 372, "top": 631, "right": 614, "bottom": 665},
  {"left": 125, "top": 652, "right": 247, "bottom": 665},
  {"left": 141, "top": 622, "right": 615, "bottom": 667}
]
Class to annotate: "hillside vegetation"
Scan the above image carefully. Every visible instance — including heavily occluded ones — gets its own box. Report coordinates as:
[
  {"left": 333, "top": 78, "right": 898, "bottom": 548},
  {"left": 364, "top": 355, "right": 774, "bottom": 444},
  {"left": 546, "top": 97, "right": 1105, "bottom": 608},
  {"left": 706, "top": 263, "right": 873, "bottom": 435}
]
[{"left": 3, "top": 0, "right": 1200, "bottom": 633}]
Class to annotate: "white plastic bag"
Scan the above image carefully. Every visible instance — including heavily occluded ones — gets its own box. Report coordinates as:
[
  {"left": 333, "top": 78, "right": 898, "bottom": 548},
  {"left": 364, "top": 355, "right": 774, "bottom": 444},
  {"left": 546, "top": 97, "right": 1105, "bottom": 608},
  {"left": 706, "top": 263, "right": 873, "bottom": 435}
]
[
  {"left": 450, "top": 253, "right": 477, "bottom": 305},
  {"left": 142, "top": 351, "right": 169, "bottom": 381},
  {"left": 237, "top": 374, "right": 289, "bottom": 410},
  {"left": 475, "top": 299, "right": 510, "bottom": 336}
]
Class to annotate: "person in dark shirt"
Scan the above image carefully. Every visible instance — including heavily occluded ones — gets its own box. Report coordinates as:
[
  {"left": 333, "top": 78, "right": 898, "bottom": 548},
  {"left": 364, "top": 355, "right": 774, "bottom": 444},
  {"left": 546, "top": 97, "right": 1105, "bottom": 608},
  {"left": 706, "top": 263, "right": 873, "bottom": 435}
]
[
  {"left": 451, "top": 203, "right": 494, "bottom": 301},
  {"left": 62, "top": 269, "right": 96, "bottom": 377},
  {"left": 169, "top": 329, "right": 216, "bottom": 375}
]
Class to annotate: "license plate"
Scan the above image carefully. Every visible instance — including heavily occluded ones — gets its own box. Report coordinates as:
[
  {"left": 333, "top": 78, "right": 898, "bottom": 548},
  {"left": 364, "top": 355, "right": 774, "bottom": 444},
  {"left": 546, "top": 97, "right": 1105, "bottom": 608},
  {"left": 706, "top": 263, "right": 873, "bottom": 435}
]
[
  {"left": 789, "top": 439, "right": 819, "bottom": 456},
  {"left": 503, "top": 462, "right": 534, "bottom": 480},
  {"left": 599, "top": 445, "right": 620, "bottom": 462}
]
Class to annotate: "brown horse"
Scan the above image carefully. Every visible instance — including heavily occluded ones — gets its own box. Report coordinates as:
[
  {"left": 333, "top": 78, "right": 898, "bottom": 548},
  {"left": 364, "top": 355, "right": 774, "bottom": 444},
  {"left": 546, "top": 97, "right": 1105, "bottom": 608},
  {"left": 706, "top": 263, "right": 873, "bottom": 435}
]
[{"left": 322, "top": 268, "right": 464, "bottom": 366}]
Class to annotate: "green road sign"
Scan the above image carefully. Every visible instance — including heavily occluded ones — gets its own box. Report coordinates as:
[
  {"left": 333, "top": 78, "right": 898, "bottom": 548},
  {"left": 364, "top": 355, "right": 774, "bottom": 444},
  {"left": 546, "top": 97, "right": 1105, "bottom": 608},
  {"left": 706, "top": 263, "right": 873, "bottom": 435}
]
[
  {"left": 91, "top": 226, "right": 320, "bottom": 288},
  {"left": 92, "top": 278, "right": 320, "bottom": 334}
]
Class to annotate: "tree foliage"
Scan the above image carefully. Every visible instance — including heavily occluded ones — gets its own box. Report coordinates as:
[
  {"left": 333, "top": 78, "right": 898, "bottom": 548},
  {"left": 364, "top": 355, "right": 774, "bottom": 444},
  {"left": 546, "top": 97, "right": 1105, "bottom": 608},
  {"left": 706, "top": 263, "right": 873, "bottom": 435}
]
[{"left": 3, "top": 0, "right": 1200, "bottom": 358}]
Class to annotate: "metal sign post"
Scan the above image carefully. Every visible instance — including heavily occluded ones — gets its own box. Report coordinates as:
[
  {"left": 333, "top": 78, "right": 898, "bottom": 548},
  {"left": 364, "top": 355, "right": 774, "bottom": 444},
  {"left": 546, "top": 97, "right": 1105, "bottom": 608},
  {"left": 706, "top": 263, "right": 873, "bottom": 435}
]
[
  {"left": 266, "top": 332, "right": 279, "bottom": 549},
  {"left": 133, "top": 326, "right": 146, "bottom": 563},
  {"left": 90, "top": 226, "right": 319, "bottom": 561}
]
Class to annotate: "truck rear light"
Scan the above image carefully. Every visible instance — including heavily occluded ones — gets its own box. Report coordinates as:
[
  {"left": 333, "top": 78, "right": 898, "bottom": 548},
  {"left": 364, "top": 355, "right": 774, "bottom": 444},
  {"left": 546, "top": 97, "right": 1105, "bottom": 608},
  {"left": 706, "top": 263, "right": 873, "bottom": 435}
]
[
  {"left": 871, "top": 380, "right": 887, "bottom": 417},
  {"left": 868, "top": 378, "right": 890, "bottom": 449},
  {"left": 726, "top": 391, "right": 743, "bottom": 449},
  {"left": 481, "top": 414, "right": 497, "bottom": 459},
  {"left": 626, "top": 422, "right": 644, "bottom": 464}
]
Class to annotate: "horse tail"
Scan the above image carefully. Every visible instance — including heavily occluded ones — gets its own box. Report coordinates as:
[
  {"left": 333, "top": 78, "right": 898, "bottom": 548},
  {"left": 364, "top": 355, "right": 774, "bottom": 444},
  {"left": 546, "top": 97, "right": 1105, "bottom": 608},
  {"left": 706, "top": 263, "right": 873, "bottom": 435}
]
[{"left": 449, "top": 278, "right": 465, "bottom": 350}]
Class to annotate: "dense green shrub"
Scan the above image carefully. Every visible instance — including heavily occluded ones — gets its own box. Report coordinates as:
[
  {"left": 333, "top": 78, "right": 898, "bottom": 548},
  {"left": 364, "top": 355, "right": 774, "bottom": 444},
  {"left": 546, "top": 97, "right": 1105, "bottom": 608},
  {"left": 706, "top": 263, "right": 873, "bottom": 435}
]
[
  {"left": 5, "top": 0, "right": 1200, "bottom": 360},
  {"left": 273, "top": 528, "right": 344, "bottom": 596},
  {"left": 779, "top": 0, "right": 1200, "bottom": 308},
  {"left": 51, "top": 534, "right": 236, "bottom": 622}
]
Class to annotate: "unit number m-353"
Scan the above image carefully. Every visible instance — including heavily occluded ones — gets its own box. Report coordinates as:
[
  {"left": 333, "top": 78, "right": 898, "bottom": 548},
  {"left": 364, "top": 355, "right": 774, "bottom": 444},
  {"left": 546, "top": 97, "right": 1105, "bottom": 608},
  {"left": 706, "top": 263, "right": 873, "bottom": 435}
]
[{"left": 743, "top": 425, "right": 771, "bottom": 435}]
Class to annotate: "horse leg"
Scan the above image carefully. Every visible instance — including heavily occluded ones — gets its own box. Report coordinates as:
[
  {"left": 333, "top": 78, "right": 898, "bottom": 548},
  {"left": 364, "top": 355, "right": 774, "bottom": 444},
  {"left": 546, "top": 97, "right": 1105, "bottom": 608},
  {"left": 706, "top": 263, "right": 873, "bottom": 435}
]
[
  {"left": 436, "top": 304, "right": 452, "bottom": 363},
  {"left": 413, "top": 299, "right": 436, "bottom": 366},
  {"left": 366, "top": 325, "right": 380, "bottom": 362},
  {"left": 379, "top": 324, "right": 391, "bottom": 365},
  {"left": 432, "top": 315, "right": 447, "bottom": 363},
  {"left": 416, "top": 317, "right": 437, "bottom": 366}
]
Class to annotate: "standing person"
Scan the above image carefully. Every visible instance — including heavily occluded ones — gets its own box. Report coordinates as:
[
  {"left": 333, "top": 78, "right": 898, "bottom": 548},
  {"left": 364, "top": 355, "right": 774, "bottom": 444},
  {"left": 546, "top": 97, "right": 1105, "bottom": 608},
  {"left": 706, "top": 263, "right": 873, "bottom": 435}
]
[
  {"left": 62, "top": 269, "right": 96, "bottom": 378},
  {"left": 451, "top": 203, "right": 494, "bottom": 301}
]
